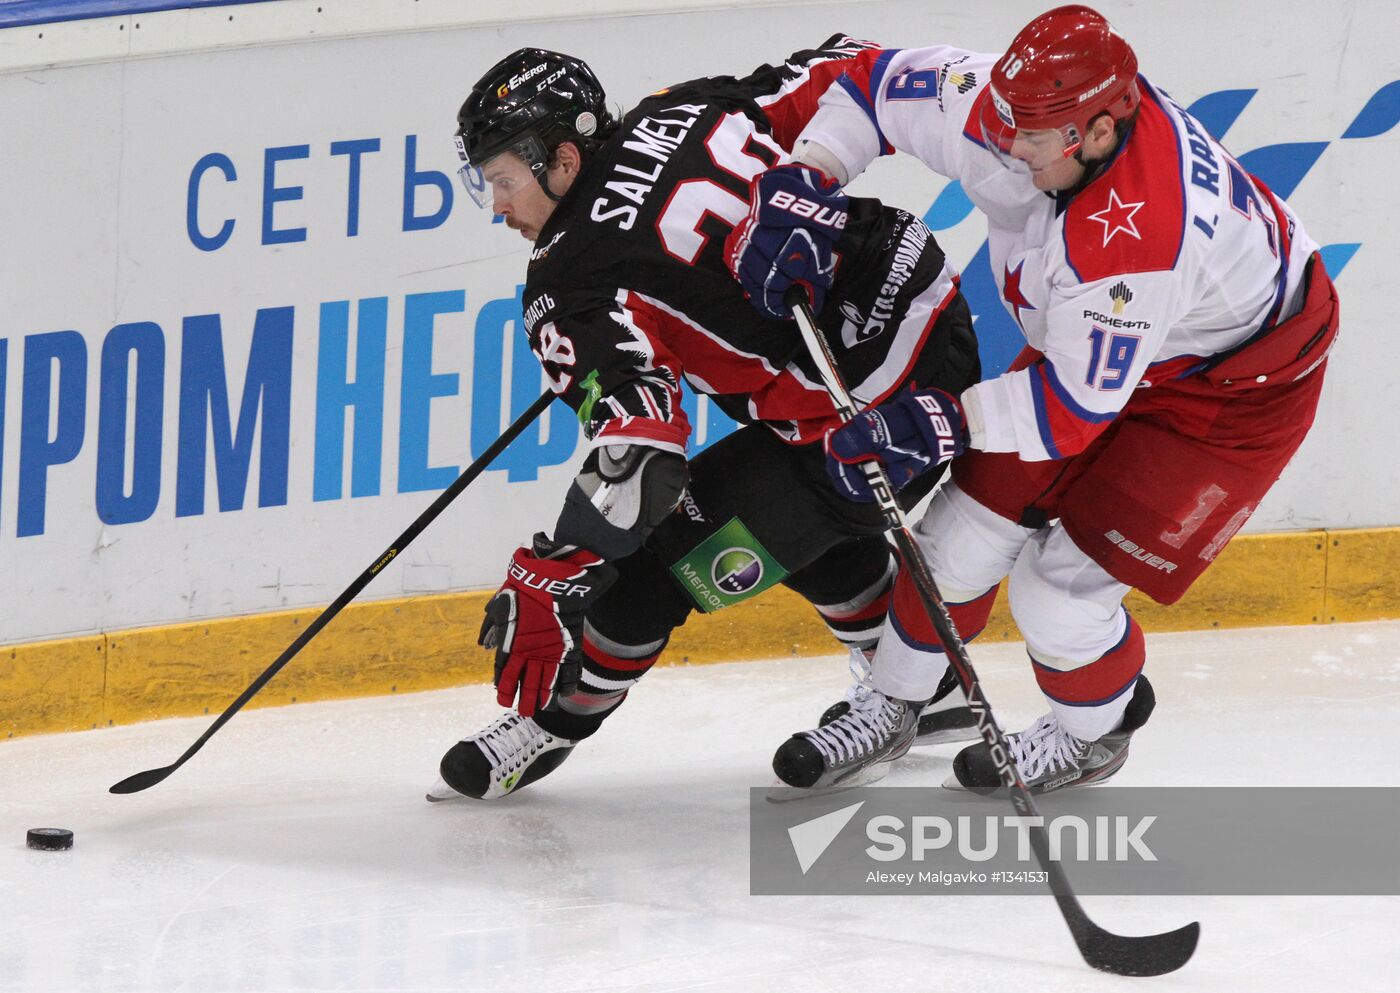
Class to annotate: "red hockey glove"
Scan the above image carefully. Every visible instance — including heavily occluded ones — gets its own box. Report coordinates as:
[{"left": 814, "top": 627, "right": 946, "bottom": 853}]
[
  {"left": 825, "top": 387, "right": 968, "bottom": 502},
  {"left": 724, "top": 164, "right": 848, "bottom": 319},
  {"left": 479, "top": 534, "right": 618, "bottom": 717}
]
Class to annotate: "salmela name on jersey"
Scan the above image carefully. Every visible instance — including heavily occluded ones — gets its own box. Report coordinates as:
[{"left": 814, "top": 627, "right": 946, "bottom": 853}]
[{"left": 590, "top": 103, "right": 707, "bottom": 231}]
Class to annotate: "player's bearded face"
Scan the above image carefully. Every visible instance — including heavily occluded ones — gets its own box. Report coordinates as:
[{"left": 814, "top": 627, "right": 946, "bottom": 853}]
[{"left": 479, "top": 153, "right": 558, "bottom": 242}]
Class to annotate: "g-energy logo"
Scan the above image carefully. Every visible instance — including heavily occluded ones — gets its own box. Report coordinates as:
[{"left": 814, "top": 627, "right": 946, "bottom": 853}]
[
  {"left": 530, "top": 231, "right": 566, "bottom": 263},
  {"left": 497, "top": 63, "right": 566, "bottom": 98},
  {"left": 510, "top": 64, "right": 549, "bottom": 88}
]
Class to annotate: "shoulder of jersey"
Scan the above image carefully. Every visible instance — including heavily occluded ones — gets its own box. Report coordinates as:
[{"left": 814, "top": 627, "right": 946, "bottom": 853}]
[
  {"left": 530, "top": 133, "right": 639, "bottom": 273},
  {"left": 634, "top": 77, "right": 713, "bottom": 114},
  {"left": 521, "top": 245, "right": 611, "bottom": 332},
  {"left": 1062, "top": 81, "right": 1187, "bottom": 285}
]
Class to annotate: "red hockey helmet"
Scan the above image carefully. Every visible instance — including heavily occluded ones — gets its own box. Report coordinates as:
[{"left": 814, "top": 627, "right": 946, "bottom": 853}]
[{"left": 979, "top": 5, "right": 1140, "bottom": 168}]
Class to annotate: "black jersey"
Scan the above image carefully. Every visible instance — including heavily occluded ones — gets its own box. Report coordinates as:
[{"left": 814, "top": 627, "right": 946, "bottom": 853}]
[{"left": 520, "top": 37, "right": 978, "bottom": 454}]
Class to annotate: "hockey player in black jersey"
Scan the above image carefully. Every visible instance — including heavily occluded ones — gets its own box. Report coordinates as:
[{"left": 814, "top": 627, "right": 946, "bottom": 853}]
[{"left": 429, "top": 41, "right": 983, "bottom": 801}]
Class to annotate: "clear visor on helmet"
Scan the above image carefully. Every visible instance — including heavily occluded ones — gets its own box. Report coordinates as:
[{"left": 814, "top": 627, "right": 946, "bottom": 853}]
[
  {"left": 977, "top": 87, "right": 1082, "bottom": 174},
  {"left": 454, "top": 133, "right": 549, "bottom": 212}
]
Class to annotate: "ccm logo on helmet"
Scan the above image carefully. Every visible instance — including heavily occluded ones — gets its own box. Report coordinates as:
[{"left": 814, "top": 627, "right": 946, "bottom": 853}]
[
  {"left": 767, "top": 190, "right": 847, "bottom": 229},
  {"left": 508, "top": 562, "right": 595, "bottom": 597}
]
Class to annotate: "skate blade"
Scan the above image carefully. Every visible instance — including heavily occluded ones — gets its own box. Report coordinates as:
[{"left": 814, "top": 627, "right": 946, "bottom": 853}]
[
  {"left": 912, "top": 705, "right": 980, "bottom": 748},
  {"left": 765, "top": 781, "right": 863, "bottom": 804},
  {"left": 911, "top": 726, "right": 981, "bottom": 748},
  {"left": 764, "top": 762, "right": 892, "bottom": 803},
  {"left": 939, "top": 775, "right": 1005, "bottom": 795},
  {"left": 425, "top": 777, "right": 467, "bottom": 803},
  {"left": 940, "top": 760, "right": 1127, "bottom": 793}
]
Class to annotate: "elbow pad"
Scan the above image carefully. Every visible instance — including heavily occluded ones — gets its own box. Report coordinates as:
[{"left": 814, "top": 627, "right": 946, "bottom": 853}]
[
  {"left": 792, "top": 139, "right": 850, "bottom": 187},
  {"left": 554, "top": 445, "right": 689, "bottom": 559}
]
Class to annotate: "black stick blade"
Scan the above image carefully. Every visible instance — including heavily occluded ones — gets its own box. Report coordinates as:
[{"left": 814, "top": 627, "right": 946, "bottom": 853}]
[
  {"left": 109, "top": 765, "right": 176, "bottom": 794},
  {"left": 104, "top": 390, "right": 555, "bottom": 797},
  {"left": 1078, "top": 920, "right": 1200, "bottom": 977}
]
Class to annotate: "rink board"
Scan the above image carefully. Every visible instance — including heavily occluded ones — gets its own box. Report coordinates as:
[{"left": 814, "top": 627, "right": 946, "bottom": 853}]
[
  {"left": 4, "top": 525, "right": 1396, "bottom": 739},
  {"left": 2, "top": 0, "right": 1395, "bottom": 654},
  {"left": 3, "top": 0, "right": 1397, "bottom": 740}
]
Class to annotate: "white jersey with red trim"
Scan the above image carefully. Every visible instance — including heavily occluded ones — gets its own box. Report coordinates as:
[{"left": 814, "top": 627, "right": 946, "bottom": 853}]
[{"left": 796, "top": 45, "right": 1319, "bottom": 461}]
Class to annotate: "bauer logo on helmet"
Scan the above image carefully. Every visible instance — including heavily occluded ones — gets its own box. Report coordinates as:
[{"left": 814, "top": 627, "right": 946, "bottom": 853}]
[{"left": 1078, "top": 74, "right": 1118, "bottom": 104}]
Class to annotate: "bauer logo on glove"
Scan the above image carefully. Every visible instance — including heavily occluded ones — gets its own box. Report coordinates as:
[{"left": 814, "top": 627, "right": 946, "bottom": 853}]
[
  {"left": 825, "top": 387, "right": 969, "bottom": 503},
  {"left": 480, "top": 533, "right": 618, "bottom": 717},
  {"left": 914, "top": 393, "right": 964, "bottom": 461},
  {"left": 765, "top": 188, "right": 849, "bottom": 229},
  {"left": 724, "top": 163, "right": 850, "bottom": 319},
  {"left": 505, "top": 561, "right": 596, "bottom": 599}
]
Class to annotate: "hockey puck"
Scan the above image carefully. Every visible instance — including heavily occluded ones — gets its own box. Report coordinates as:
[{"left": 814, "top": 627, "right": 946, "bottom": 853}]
[{"left": 26, "top": 828, "right": 74, "bottom": 851}]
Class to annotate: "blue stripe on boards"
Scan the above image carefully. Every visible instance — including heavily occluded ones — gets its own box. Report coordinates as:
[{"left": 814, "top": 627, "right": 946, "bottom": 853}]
[{"left": 0, "top": 1, "right": 278, "bottom": 30}]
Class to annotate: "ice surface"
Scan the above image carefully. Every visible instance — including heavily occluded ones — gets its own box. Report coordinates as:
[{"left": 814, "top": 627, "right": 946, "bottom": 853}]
[{"left": 2, "top": 622, "right": 1398, "bottom": 992}]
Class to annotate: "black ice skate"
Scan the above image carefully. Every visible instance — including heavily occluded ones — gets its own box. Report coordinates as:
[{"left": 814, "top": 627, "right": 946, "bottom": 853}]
[
  {"left": 427, "top": 712, "right": 577, "bottom": 802},
  {"left": 818, "top": 651, "right": 978, "bottom": 747},
  {"left": 771, "top": 673, "right": 920, "bottom": 797},
  {"left": 948, "top": 675, "right": 1155, "bottom": 794}
]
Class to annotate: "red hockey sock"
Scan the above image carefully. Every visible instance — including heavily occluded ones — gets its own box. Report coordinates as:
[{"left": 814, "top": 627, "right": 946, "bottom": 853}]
[
  {"left": 1032, "top": 613, "right": 1145, "bottom": 707},
  {"left": 887, "top": 570, "right": 1000, "bottom": 653}
]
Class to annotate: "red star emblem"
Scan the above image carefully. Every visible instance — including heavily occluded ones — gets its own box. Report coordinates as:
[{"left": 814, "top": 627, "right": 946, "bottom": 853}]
[
  {"left": 1086, "top": 187, "right": 1146, "bottom": 246},
  {"left": 1002, "top": 260, "right": 1036, "bottom": 329}
]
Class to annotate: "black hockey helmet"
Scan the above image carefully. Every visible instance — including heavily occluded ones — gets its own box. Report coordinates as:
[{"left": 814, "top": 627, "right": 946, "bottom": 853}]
[{"left": 455, "top": 48, "right": 617, "bottom": 206}]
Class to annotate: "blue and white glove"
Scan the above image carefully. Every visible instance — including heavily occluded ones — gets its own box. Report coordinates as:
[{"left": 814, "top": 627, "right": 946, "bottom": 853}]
[
  {"left": 724, "top": 164, "right": 849, "bottom": 319},
  {"left": 825, "top": 388, "right": 969, "bottom": 502}
]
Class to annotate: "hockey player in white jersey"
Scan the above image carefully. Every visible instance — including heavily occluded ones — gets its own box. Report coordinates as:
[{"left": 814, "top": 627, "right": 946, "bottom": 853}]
[{"left": 728, "top": 5, "right": 1339, "bottom": 792}]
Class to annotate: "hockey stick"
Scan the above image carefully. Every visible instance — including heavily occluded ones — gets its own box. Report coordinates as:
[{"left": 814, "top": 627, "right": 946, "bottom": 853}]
[
  {"left": 786, "top": 288, "right": 1198, "bottom": 977},
  {"left": 110, "top": 388, "right": 558, "bottom": 796}
]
